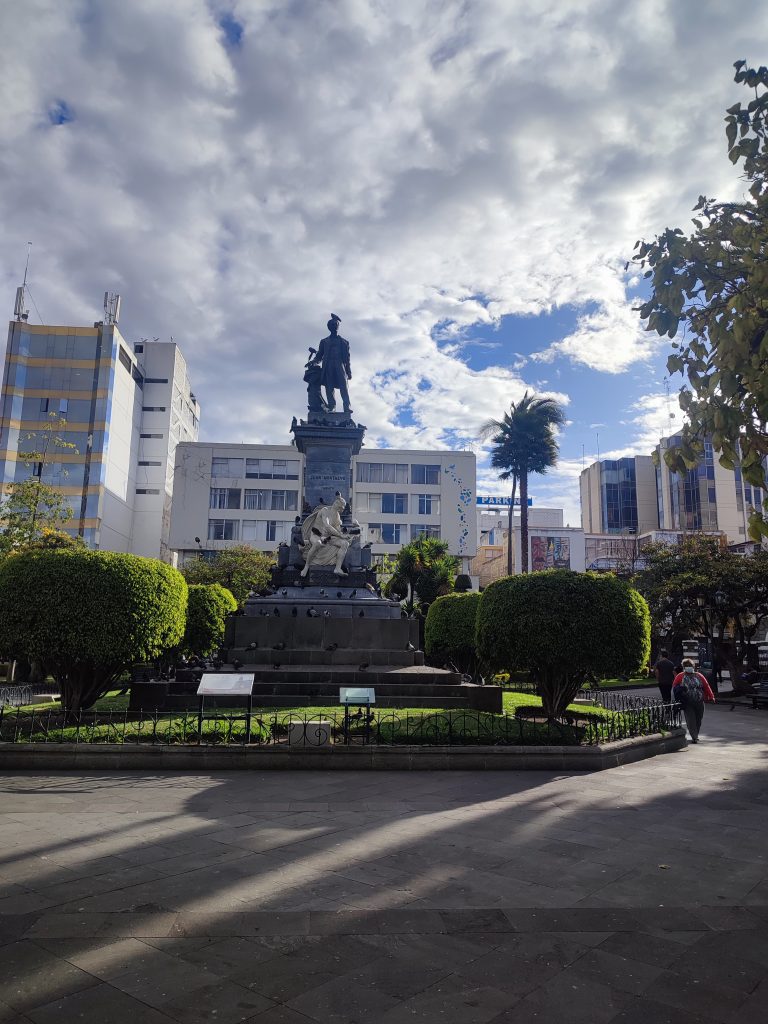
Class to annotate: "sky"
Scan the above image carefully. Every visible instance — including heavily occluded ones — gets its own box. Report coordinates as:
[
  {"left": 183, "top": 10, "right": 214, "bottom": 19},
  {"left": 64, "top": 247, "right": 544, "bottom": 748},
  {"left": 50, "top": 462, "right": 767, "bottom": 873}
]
[{"left": 1, "top": 0, "right": 765, "bottom": 525}]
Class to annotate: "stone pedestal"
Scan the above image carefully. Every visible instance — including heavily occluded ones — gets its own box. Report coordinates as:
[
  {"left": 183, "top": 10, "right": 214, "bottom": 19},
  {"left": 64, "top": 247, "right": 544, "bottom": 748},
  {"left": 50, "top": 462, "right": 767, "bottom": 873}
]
[{"left": 291, "top": 414, "right": 366, "bottom": 512}]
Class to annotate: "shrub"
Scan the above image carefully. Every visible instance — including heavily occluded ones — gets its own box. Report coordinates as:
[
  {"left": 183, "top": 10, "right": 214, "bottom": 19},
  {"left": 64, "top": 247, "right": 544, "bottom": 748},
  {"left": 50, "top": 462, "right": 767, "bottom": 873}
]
[
  {"left": 0, "top": 549, "right": 187, "bottom": 711},
  {"left": 424, "top": 592, "right": 481, "bottom": 675},
  {"left": 453, "top": 574, "right": 473, "bottom": 592},
  {"left": 476, "top": 570, "right": 650, "bottom": 717},
  {"left": 184, "top": 583, "right": 237, "bottom": 657},
  {"left": 181, "top": 545, "right": 273, "bottom": 605}
]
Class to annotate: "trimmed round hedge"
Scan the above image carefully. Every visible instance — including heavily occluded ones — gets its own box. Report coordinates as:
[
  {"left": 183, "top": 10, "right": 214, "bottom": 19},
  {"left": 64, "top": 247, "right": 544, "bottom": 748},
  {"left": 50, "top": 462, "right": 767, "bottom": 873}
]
[
  {"left": 0, "top": 549, "right": 187, "bottom": 710},
  {"left": 424, "top": 592, "right": 481, "bottom": 673},
  {"left": 476, "top": 569, "right": 650, "bottom": 716},
  {"left": 184, "top": 583, "right": 237, "bottom": 657}
]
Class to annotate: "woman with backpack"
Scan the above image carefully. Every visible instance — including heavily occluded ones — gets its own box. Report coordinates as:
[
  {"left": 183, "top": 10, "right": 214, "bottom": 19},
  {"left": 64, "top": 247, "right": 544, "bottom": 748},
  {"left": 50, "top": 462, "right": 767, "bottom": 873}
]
[{"left": 672, "top": 659, "right": 716, "bottom": 743}]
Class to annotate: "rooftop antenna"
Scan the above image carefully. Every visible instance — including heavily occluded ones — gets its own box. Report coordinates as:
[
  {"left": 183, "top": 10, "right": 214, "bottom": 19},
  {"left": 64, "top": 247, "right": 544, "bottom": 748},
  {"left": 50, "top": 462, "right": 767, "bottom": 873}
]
[
  {"left": 663, "top": 377, "right": 676, "bottom": 440},
  {"left": 103, "top": 291, "right": 121, "bottom": 325},
  {"left": 13, "top": 242, "right": 32, "bottom": 322},
  {"left": 582, "top": 443, "right": 585, "bottom": 470}
]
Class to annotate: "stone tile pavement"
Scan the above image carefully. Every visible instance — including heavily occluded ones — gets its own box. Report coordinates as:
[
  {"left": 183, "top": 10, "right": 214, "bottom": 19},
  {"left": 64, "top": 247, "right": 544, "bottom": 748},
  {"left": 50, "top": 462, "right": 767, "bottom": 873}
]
[{"left": 0, "top": 705, "right": 766, "bottom": 1022}]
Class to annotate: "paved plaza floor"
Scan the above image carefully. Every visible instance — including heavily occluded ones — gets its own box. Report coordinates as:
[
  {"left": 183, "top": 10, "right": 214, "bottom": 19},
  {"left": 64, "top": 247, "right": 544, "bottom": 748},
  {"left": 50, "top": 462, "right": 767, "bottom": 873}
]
[{"left": 0, "top": 706, "right": 766, "bottom": 1023}]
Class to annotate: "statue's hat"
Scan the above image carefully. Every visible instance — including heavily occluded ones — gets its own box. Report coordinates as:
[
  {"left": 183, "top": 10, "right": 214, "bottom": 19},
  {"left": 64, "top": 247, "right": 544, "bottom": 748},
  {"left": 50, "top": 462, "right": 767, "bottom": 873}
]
[{"left": 330, "top": 313, "right": 341, "bottom": 323}]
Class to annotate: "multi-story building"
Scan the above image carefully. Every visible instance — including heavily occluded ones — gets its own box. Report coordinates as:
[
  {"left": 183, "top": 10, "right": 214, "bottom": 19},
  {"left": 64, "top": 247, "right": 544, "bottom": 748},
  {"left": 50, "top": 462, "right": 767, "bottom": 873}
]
[
  {"left": 352, "top": 448, "right": 476, "bottom": 571},
  {"left": 168, "top": 442, "right": 477, "bottom": 571},
  {"left": 0, "top": 310, "right": 198, "bottom": 559},
  {"left": 654, "top": 434, "right": 760, "bottom": 544},
  {"left": 170, "top": 443, "right": 303, "bottom": 562},
  {"left": 579, "top": 456, "right": 658, "bottom": 535},
  {"left": 580, "top": 436, "right": 766, "bottom": 547}
]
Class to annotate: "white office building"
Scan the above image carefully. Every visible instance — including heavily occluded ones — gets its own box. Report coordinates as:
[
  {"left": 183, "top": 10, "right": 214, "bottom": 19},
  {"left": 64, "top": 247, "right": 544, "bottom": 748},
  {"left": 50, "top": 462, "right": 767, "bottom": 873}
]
[
  {"left": 169, "top": 442, "right": 477, "bottom": 570},
  {"left": 0, "top": 308, "right": 199, "bottom": 559}
]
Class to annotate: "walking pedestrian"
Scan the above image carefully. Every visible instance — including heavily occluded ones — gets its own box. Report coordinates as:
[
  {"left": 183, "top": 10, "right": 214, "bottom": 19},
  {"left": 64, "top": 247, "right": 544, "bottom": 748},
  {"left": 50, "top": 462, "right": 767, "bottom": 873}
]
[
  {"left": 654, "top": 648, "right": 676, "bottom": 703},
  {"left": 672, "top": 658, "right": 716, "bottom": 743}
]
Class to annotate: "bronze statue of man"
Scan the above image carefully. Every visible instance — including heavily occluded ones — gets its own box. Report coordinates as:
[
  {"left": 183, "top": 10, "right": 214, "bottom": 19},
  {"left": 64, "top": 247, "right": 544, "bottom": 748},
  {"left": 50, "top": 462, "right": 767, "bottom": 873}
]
[{"left": 316, "top": 313, "right": 352, "bottom": 414}]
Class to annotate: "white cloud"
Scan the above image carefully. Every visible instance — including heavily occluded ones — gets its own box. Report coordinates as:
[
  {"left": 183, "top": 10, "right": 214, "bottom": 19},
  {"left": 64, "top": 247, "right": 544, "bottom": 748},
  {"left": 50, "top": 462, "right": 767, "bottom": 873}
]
[
  {"left": 0, "top": 0, "right": 762, "bottom": 509},
  {"left": 530, "top": 293, "right": 665, "bottom": 373}
]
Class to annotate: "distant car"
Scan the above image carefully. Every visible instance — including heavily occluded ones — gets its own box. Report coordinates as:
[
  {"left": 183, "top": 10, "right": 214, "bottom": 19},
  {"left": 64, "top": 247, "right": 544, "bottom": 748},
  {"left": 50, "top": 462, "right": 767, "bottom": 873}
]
[{"left": 587, "top": 556, "right": 648, "bottom": 573}]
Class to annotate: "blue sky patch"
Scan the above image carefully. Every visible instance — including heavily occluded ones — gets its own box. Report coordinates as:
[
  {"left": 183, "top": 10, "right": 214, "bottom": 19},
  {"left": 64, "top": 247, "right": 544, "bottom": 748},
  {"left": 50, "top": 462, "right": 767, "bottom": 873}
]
[
  {"left": 48, "top": 100, "right": 74, "bottom": 125},
  {"left": 219, "top": 12, "right": 244, "bottom": 49}
]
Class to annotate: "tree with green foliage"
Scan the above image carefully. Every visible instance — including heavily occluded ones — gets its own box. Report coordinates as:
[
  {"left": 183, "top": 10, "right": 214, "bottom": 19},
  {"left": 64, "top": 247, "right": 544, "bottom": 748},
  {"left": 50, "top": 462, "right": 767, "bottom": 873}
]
[
  {"left": 181, "top": 545, "right": 273, "bottom": 604},
  {"left": 480, "top": 393, "right": 566, "bottom": 574},
  {"left": 383, "top": 536, "right": 459, "bottom": 613},
  {"left": 0, "top": 549, "right": 187, "bottom": 711},
  {"left": 424, "top": 592, "right": 482, "bottom": 675},
  {"left": 635, "top": 536, "right": 768, "bottom": 689},
  {"left": 633, "top": 61, "right": 768, "bottom": 537},
  {"left": 476, "top": 569, "right": 650, "bottom": 717},
  {"left": 0, "top": 413, "right": 78, "bottom": 554},
  {"left": 183, "top": 583, "right": 238, "bottom": 657}
]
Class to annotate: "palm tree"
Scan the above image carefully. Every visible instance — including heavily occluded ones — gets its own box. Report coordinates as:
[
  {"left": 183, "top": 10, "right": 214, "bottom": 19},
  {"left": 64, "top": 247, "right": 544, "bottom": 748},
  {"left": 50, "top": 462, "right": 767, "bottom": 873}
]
[{"left": 480, "top": 392, "right": 566, "bottom": 574}]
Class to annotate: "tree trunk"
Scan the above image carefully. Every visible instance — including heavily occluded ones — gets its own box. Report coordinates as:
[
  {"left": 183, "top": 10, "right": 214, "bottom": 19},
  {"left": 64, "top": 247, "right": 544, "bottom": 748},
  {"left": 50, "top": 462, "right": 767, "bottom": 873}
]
[
  {"left": 506, "top": 476, "right": 517, "bottom": 576},
  {"left": 520, "top": 473, "right": 529, "bottom": 573},
  {"left": 537, "top": 667, "right": 582, "bottom": 719}
]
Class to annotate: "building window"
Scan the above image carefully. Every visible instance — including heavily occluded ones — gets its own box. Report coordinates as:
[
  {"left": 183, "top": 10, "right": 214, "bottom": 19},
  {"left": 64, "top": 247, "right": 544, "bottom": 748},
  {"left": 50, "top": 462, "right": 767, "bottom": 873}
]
[
  {"left": 210, "top": 487, "right": 241, "bottom": 509},
  {"left": 208, "top": 519, "right": 240, "bottom": 541},
  {"left": 411, "top": 464, "right": 440, "bottom": 485},
  {"left": 132, "top": 368, "right": 144, "bottom": 389},
  {"left": 118, "top": 346, "right": 132, "bottom": 372},
  {"left": 269, "top": 489, "right": 297, "bottom": 511},
  {"left": 143, "top": 377, "right": 169, "bottom": 383},
  {"left": 242, "top": 519, "right": 290, "bottom": 543},
  {"left": 367, "top": 523, "right": 404, "bottom": 544},
  {"left": 211, "top": 457, "right": 244, "bottom": 477},
  {"left": 244, "top": 488, "right": 298, "bottom": 511},
  {"left": 140, "top": 433, "right": 164, "bottom": 439},
  {"left": 411, "top": 525, "right": 441, "bottom": 541},
  {"left": 40, "top": 398, "right": 49, "bottom": 414},
  {"left": 142, "top": 406, "right": 167, "bottom": 412},
  {"left": 359, "top": 493, "right": 409, "bottom": 514},
  {"left": 244, "top": 488, "right": 269, "bottom": 510},
  {"left": 381, "top": 493, "right": 407, "bottom": 515},
  {"left": 356, "top": 462, "right": 408, "bottom": 484},
  {"left": 138, "top": 460, "right": 162, "bottom": 466},
  {"left": 134, "top": 344, "right": 144, "bottom": 353},
  {"left": 417, "top": 494, "right": 440, "bottom": 515},
  {"left": 245, "top": 458, "right": 299, "bottom": 479},
  {"left": 136, "top": 488, "right": 161, "bottom": 495}
]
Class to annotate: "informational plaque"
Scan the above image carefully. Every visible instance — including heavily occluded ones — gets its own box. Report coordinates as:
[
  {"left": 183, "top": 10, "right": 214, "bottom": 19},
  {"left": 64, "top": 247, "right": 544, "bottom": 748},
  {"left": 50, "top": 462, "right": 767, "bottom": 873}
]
[
  {"left": 339, "top": 687, "right": 376, "bottom": 705},
  {"left": 197, "top": 673, "right": 254, "bottom": 696}
]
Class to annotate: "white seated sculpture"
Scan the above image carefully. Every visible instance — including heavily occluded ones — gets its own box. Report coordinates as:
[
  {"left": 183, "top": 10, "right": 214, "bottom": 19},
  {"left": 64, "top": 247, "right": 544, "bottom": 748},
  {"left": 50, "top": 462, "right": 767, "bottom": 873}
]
[{"left": 299, "top": 493, "right": 350, "bottom": 577}]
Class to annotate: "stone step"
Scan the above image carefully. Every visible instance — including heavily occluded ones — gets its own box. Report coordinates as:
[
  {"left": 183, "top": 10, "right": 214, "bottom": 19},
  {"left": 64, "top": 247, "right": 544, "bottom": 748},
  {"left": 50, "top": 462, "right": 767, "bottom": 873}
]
[
  {"left": 227, "top": 648, "right": 424, "bottom": 667},
  {"left": 170, "top": 665, "right": 461, "bottom": 690},
  {"left": 226, "top": 616, "right": 420, "bottom": 652},
  {"left": 163, "top": 694, "right": 473, "bottom": 710}
]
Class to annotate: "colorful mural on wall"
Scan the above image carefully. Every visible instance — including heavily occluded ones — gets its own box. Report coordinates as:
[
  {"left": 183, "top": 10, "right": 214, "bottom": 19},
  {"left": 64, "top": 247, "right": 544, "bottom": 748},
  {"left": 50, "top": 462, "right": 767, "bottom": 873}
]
[
  {"left": 444, "top": 463, "right": 472, "bottom": 555},
  {"left": 531, "top": 535, "right": 571, "bottom": 571}
]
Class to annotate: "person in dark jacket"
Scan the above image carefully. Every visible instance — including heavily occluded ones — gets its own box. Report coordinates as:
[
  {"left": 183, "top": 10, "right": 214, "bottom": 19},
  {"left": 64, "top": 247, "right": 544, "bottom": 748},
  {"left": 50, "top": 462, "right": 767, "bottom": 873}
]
[
  {"left": 672, "top": 659, "right": 716, "bottom": 743},
  {"left": 654, "top": 648, "right": 676, "bottom": 703}
]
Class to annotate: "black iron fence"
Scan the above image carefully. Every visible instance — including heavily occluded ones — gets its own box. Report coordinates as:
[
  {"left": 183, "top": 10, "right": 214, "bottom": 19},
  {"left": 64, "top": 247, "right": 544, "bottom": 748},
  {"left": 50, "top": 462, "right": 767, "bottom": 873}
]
[
  {"left": 0, "top": 701, "right": 681, "bottom": 749},
  {"left": 0, "top": 683, "right": 60, "bottom": 708},
  {"left": 580, "top": 690, "right": 667, "bottom": 713}
]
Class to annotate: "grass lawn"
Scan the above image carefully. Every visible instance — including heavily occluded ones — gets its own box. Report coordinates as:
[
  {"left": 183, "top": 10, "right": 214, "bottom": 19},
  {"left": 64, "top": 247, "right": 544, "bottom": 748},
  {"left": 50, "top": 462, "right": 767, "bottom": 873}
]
[
  {"left": 589, "top": 676, "right": 657, "bottom": 690},
  {"left": 3, "top": 689, "right": 619, "bottom": 747}
]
